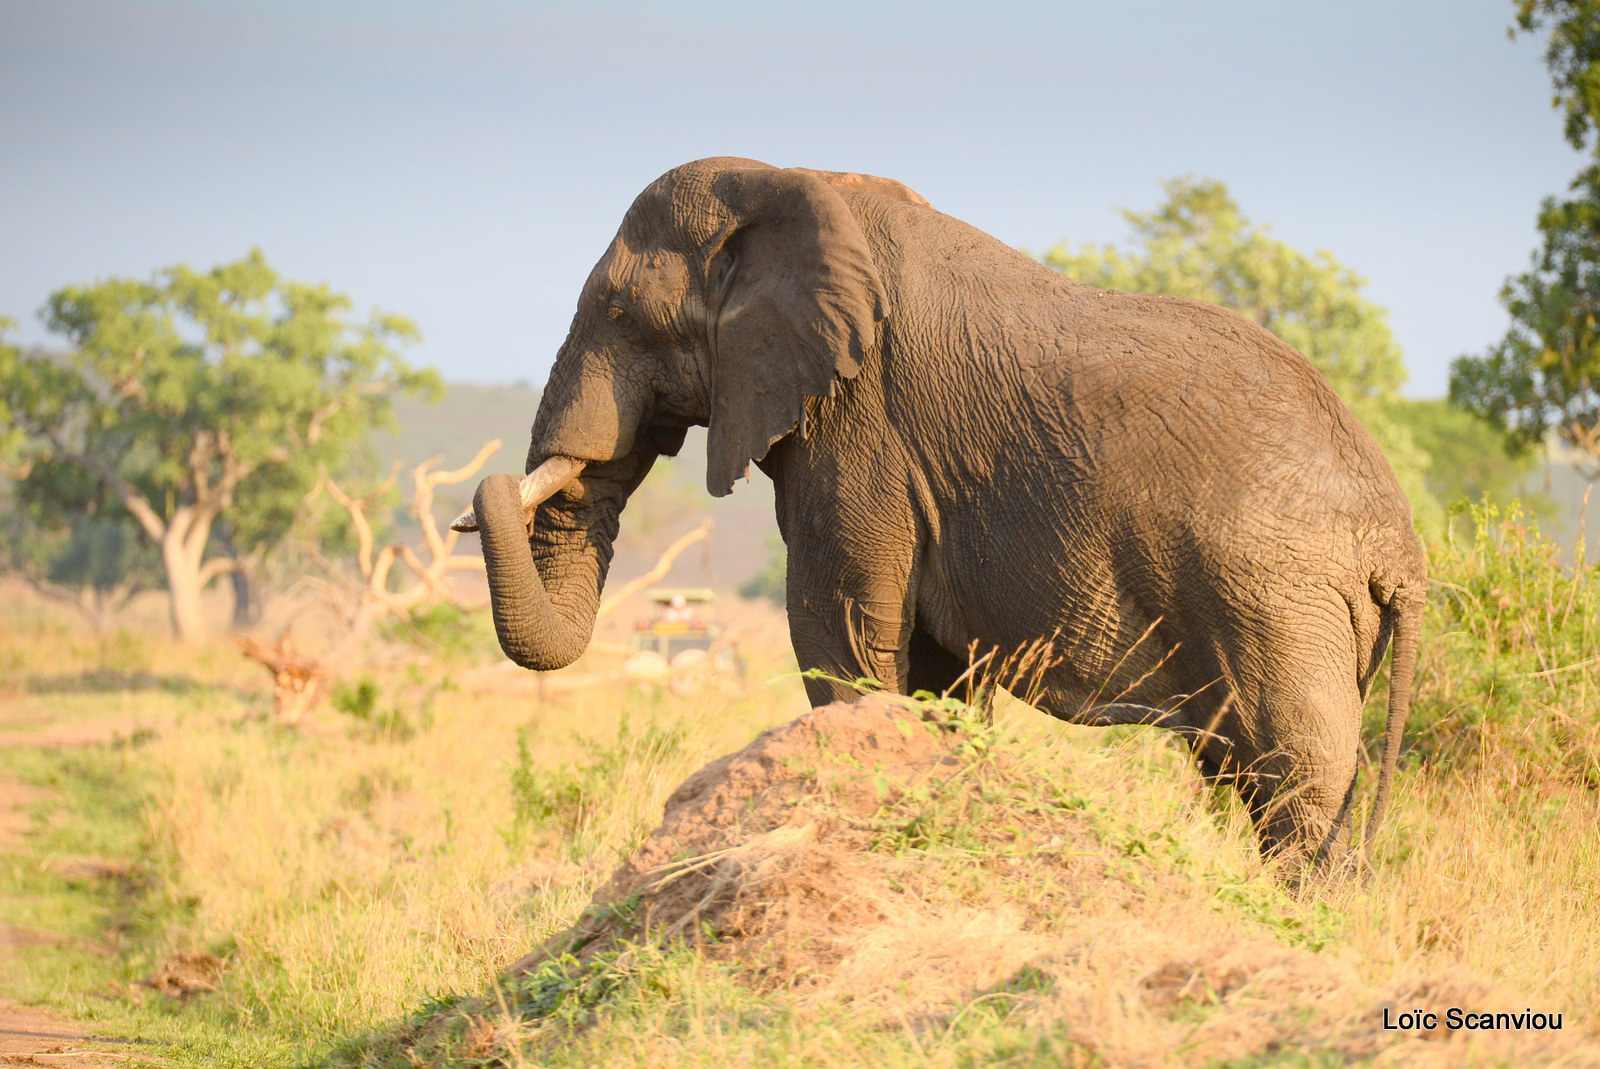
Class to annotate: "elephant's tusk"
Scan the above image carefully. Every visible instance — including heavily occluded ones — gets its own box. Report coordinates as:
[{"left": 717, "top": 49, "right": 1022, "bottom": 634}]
[{"left": 449, "top": 456, "right": 588, "bottom": 532}]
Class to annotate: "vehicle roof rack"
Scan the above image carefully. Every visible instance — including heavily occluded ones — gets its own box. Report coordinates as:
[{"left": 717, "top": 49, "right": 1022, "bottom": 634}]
[{"left": 647, "top": 587, "right": 716, "bottom": 604}]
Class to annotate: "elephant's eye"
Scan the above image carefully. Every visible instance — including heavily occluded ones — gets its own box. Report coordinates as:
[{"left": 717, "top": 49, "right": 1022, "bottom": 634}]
[{"left": 607, "top": 301, "right": 629, "bottom": 324}]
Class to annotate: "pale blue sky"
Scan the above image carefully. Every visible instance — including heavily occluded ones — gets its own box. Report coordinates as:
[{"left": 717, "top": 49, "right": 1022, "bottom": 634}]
[{"left": 0, "top": 0, "right": 1581, "bottom": 396}]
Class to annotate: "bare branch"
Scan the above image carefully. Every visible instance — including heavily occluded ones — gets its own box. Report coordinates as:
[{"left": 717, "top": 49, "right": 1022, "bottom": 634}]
[
  {"left": 284, "top": 440, "right": 502, "bottom": 679},
  {"left": 597, "top": 518, "right": 714, "bottom": 619},
  {"left": 5, "top": 570, "right": 139, "bottom": 632},
  {"left": 320, "top": 463, "right": 400, "bottom": 579},
  {"left": 196, "top": 555, "right": 241, "bottom": 586},
  {"left": 1568, "top": 418, "right": 1600, "bottom": 477},
  {"left": 413, "top": 439, "right": 501, "bottom": 564},
  {"left": 395, "top": 543, "right": 449, "bottom": 602},
  {"left": 304, "top": 398, "right": 342, "bottom": 445},
  {"left": 304, "top": 382, "right": 389, "bottom": 445},
  {"left": 420, "top": 439, "right": 503, "bottom": 489},
  {"left": 236, "top": 628, "right": 327, "bottom": 724}
]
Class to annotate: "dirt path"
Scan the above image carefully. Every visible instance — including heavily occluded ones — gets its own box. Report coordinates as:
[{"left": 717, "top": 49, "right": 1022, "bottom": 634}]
[
  {"left": 0, "top": 714, "right": 158, "bottom": 1067},
  {"left": 0, "top": 996, "right": 136, "bottom": 1068}
]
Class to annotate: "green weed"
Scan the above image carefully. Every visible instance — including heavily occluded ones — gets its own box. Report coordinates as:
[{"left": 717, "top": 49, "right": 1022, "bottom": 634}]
[
  {"left": 504, "top": 712, "right": 687, "bottom": 859},
  {"left": 331, "top": 672, "right": 444, "bottom": 742},
  {"left": 1400, "top": 498, "right": 1600, "bottom": 787}
]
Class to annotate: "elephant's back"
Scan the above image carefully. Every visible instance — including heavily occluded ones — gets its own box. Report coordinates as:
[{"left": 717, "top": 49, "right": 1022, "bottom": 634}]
[
  {"left": 855, "top": 197, "right": 1407, "bottom": 528},
  {"left": 1032, "top": 289, "right": 1408, "bottom": 532},
  {"left": 858, "top": 194, "right": 1418, "bottom": 588}
]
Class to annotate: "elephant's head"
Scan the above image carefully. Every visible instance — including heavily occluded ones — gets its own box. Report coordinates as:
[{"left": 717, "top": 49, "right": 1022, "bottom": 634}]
[{"left": 454, "top": 158, "right": 927, "bottom": 670}]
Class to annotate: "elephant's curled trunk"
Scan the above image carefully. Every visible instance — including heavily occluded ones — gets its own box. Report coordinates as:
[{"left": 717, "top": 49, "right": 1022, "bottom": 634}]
[{"left": 473, "top": 471, "right": 601, "bottom": 671}]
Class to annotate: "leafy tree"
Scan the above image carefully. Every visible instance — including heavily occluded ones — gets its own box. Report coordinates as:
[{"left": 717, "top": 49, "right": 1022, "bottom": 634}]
[
  {"left": 1451, "top": 2, "right": 1600, "bottom": 473},
  {"left": 1449, "top": 171, "right": 1600, "bottom": 470},
  {"left": 1, "top": 323, "right": 160, "bottom": 628},
  {"left": 1513, "top": 0, "right": 1600, "bottom": 155},
  {"left": 0, "top": 493, "right": 165, "bottom": 631},
  {"left": 1042, "top": 178, "right": 1440, "bottom": 529},
  {"left": 0, "top": 251, "right": 440, "bottom": 640},
  {"left": 0, "top": 320, "right": 23, "bottom": 467},
  {"left": 1385, "top": 398, "right": 1550, "bottom": 517}
]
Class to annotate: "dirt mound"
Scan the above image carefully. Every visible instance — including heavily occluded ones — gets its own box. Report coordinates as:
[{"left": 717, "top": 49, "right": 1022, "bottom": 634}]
[
  {"left": 510, "top": 693, "right": 970, "bottom": 983},
  {"left": 502, "top": 694, "right": 1597, "bottom": 1067}
]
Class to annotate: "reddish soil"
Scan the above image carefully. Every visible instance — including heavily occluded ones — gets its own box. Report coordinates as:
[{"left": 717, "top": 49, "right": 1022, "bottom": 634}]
[{"left": 0, "top": 997, "right": 137, "bottom": 1068}]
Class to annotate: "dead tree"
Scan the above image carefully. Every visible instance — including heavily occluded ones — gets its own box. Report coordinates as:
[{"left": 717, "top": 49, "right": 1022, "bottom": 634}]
[
  {"left": 234, "top": 629, "right": 327, "bottom": 724},
  {"left": 315, "top": 438, "right": 500, "bottom": 662},
  {"left": 238, "top": 440, "right": 500, "bottom": 719}
]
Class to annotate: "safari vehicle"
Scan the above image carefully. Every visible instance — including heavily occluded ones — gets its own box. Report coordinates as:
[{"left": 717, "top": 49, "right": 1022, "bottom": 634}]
[
  {"left": 630, "top": 588, "right": 743, "bottom": 679},
  {"left": 632, "top": 588, "right": 720, "bottom": 661}
]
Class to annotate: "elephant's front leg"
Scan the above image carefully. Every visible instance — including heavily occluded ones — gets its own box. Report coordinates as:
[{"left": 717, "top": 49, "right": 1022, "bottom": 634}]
[
  {"left": 783, "top": 511, "right": 920, "bottom": 709},
  {"left": 790, "top": 574, "right": 916, "bottom": 706}
]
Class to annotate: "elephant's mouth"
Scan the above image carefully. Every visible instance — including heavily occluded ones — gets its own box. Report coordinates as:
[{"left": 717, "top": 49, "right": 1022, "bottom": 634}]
[{"left": 449, "top": 455, "right": 587, "bottom": 533}]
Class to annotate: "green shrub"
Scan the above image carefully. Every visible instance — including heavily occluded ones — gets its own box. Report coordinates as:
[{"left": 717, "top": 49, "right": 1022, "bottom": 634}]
[
  {"left": 331, "top": 673, "right": 442, "bottom": 743},
  {"left": 378, "top": 602, "right": 491, "bottom": 657},
  {"left": 331, "top": 676, "right": 381, "bottom": 720},
  {"left": 1408, "top": 498, "right": 1600, "bottom": 786}
]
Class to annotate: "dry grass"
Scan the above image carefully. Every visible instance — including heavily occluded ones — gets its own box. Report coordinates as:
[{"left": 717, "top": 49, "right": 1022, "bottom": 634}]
[
  {"left": 331, "top": 694, "right": 1600, "bottom": 1068},
  {"left": 136, "top": 634, "right": 803, "bottom": 1049},
  {"left": 1, "top": 504, "right": 1599, "bottom": 1067}
]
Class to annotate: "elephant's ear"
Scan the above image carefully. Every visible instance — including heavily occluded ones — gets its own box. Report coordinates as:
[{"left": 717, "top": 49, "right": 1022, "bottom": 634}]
[{"left": 703, "top": 167, "right": 888, "bottom": 497}]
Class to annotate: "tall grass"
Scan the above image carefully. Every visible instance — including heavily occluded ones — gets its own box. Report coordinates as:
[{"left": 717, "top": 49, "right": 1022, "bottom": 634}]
[
  {"left": 1407, "top": 499, "right": 1600, "bottom": 779},
  {"left": 1342, "top": 498, "right": 1600, "bottom": 1025},
  {"left": 0, "top": 500, "right": 1597, "bottom": 1066}
]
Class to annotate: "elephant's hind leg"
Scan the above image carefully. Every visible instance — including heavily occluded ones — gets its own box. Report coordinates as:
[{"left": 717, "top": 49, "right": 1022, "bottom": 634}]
[
  {"left": 792, "top": 618, "right": 964, "bottom": 708},
  {"left": 1227, "top": 660, "right": 1363, "bottom": 870}
]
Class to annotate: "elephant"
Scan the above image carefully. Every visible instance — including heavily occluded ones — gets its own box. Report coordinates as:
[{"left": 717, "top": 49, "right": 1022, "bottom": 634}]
[{"left": 453, "top": 157, "right": 1426, "bottom": 868}]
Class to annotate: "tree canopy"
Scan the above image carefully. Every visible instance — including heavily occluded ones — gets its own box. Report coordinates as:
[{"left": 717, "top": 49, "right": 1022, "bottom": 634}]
[
  {"left": 0, "top": 250, "right": 440, "bottom": 638},
  {"left": 1450, "top": 2, "right": 1600, "bottom": 472},
  {"left": 1451, "top": 169, "right": 1600, "bottom": 466},
  {"left": 1514, "top": 0, "right": 1600, "bottom": 154}
]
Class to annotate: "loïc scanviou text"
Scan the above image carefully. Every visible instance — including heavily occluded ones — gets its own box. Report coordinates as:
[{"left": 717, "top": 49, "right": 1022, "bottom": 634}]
[{"left": 1382, "top": 1007, "right": 1563, "bottom": 1031}]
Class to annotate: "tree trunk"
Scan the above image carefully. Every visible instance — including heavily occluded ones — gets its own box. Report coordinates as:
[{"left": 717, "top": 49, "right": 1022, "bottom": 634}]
[
  {"left": 163, "top": 535, "right": 207, "bottom": 641},
  {"left": 159, "top": 506, "right": 218, "bottom": 642},
  {"left": 229, "top": 565, "right": 257, "bottom": 629}
]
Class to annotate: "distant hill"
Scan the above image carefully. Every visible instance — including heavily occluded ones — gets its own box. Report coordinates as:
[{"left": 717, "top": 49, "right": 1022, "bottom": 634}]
[{"left": 376, "top": 382, "right": 543, "bottom": 472}]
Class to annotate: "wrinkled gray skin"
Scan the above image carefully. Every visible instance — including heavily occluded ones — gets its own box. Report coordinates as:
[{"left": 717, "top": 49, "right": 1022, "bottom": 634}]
[{"left": 468, "top": 157, "right": 1427, "bottom": 868}]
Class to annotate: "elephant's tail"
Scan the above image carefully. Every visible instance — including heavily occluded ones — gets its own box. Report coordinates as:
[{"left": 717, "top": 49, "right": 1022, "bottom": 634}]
[{"left": 1363, "top": 584, "right": 1423, "bottom": 853}]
